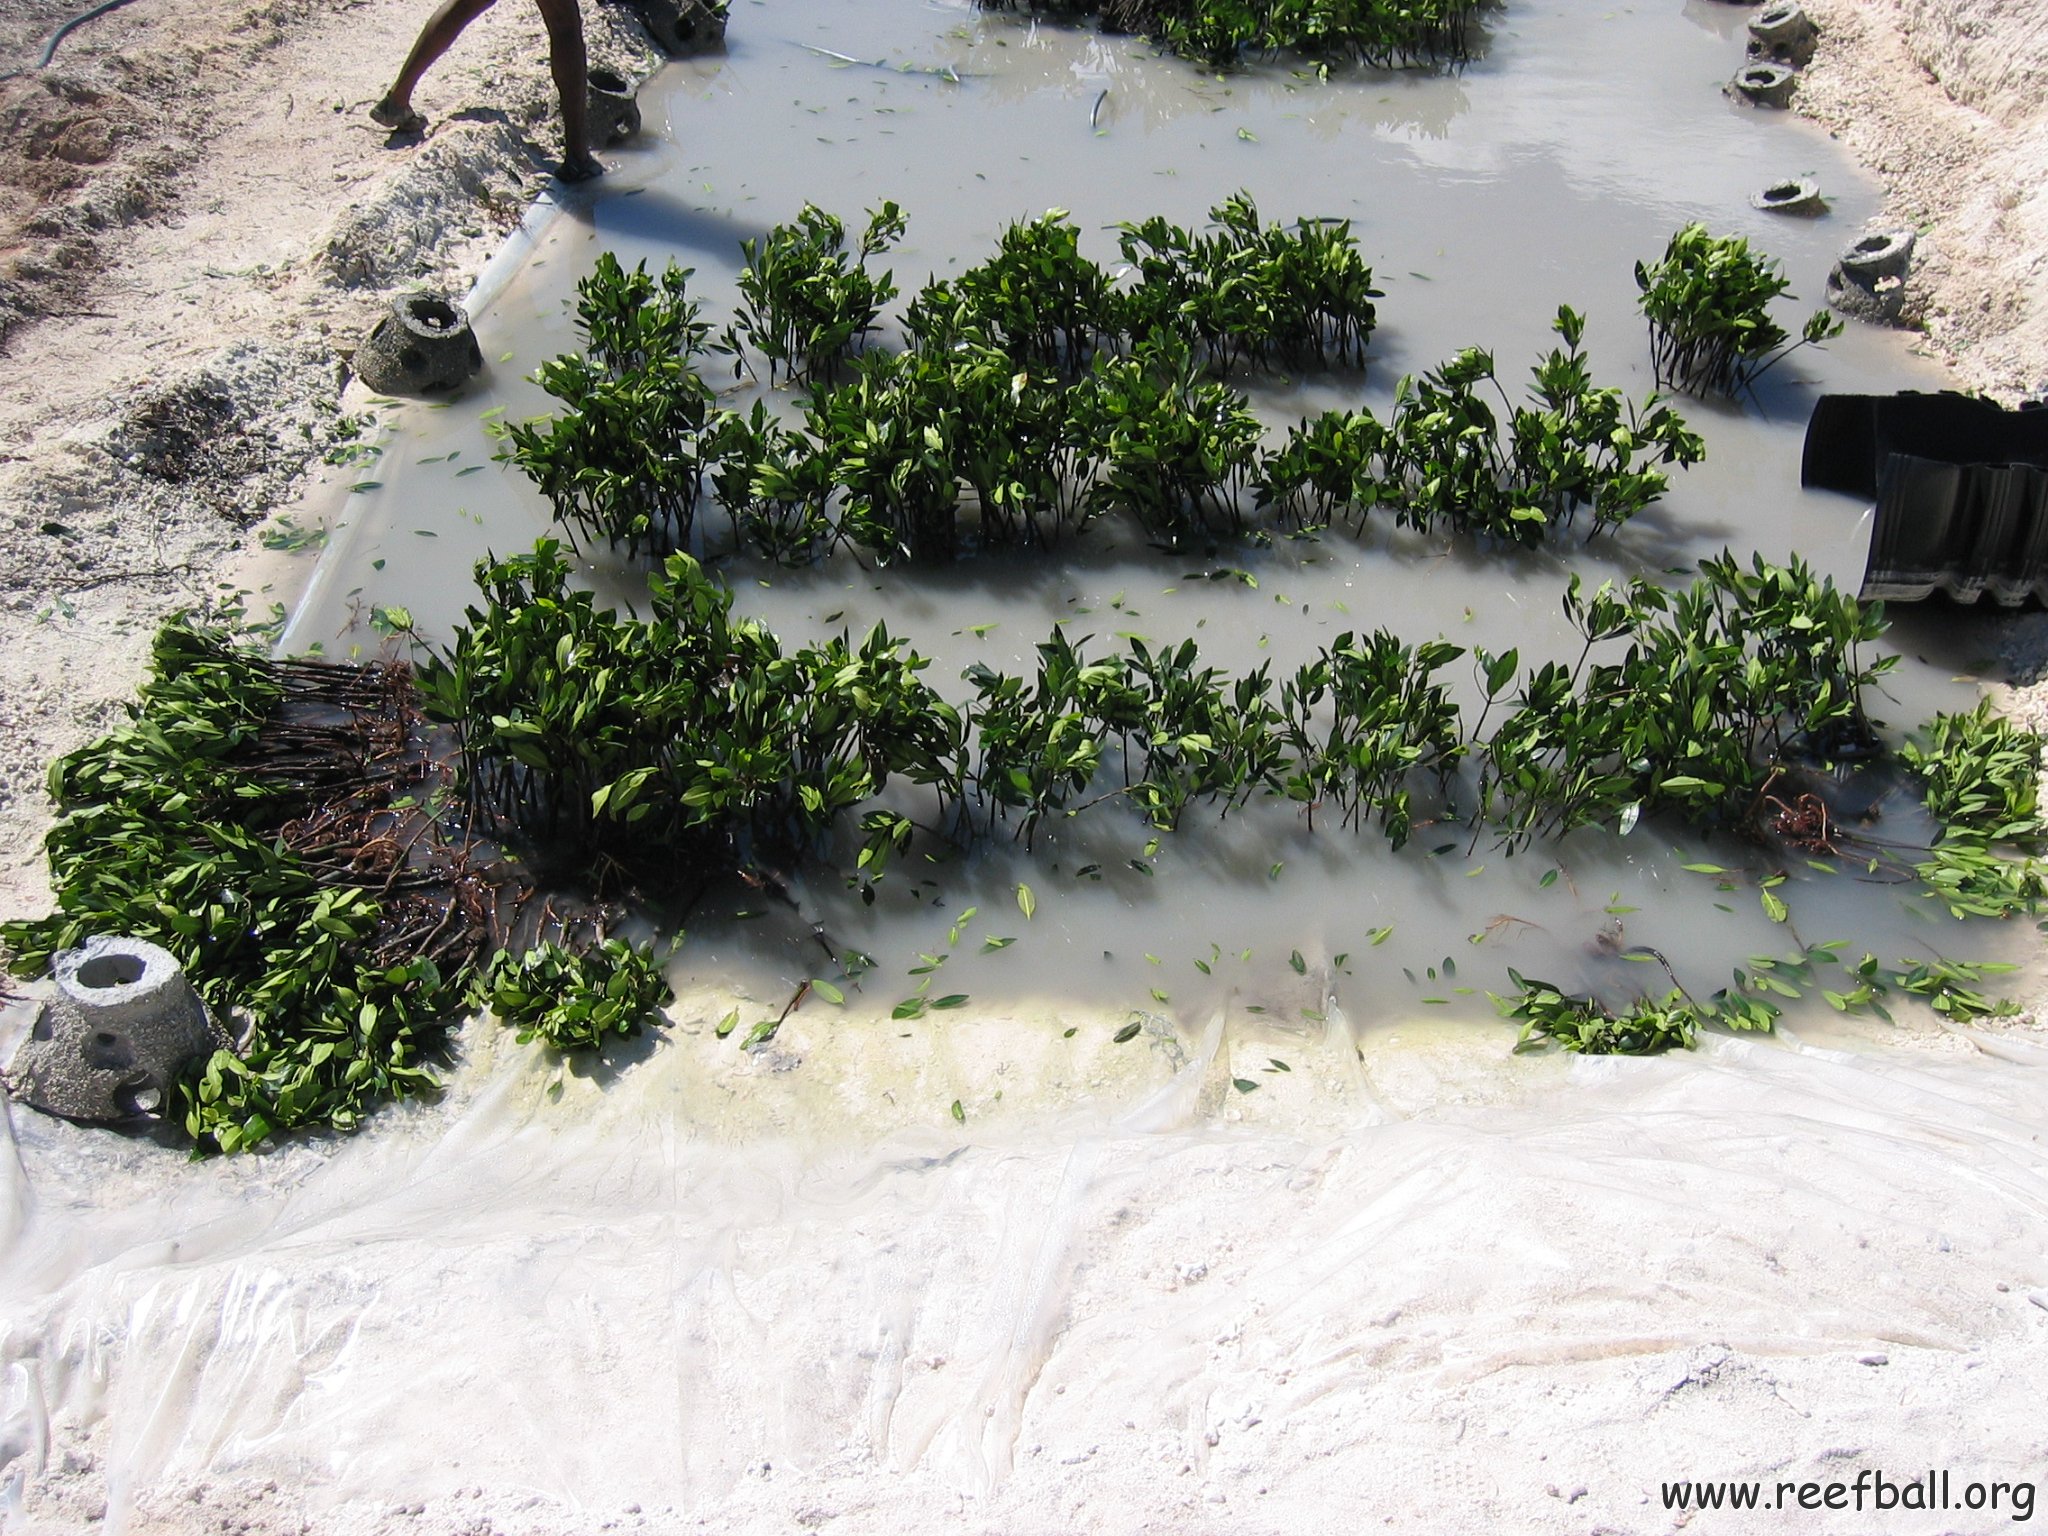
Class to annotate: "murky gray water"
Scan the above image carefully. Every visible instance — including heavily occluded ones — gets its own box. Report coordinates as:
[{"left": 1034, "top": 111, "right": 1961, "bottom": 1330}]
[{"left": 283, "top": 0, "right": 2026, "bottom": 1035}]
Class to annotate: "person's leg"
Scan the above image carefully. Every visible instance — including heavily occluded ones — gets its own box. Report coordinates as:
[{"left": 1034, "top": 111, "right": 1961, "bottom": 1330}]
[
  {"left": 534, "top": 0, "right": 601, "bottom": 179},
  {"left": 373, "top": 0, "right": 498, "bottom": 132}
]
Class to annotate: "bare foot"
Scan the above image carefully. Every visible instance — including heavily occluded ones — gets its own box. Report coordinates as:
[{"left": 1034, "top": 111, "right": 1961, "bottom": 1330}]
[
  {"left": 558, "top": 150, "right": 606, "bottom": 183},
  {"left": 370, "top": 97, "right": 427, "bottom": 135}
]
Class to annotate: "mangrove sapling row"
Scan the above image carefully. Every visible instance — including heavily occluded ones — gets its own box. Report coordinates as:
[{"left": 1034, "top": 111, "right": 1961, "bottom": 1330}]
[
  {"left": 977, "top": 0, "right": 1493, "bottom": 71},
  {"left": 16, "top": 565, "right": 2046, "bottom": 1141},
  {"left": 425, "top": 541, "right": 2035, "bottom": 923},
  {"left": 414, "top": 539, "right": 967, "bottom": 869},
  {"left": 517, "top": 235, "right": 1695, "bottom": 562},
  {"left": 1365, "top": 309, "right": 1705, "bottom": 544},
  {"left": 1476, "top": 554, "right": 1893, "bottom": 849},
  {"left": 1257, "top": 310, "right": 1704, "bottom": 541},
  {"left": 1635, "top": 224, "right": 1842, "bottom": 398}
]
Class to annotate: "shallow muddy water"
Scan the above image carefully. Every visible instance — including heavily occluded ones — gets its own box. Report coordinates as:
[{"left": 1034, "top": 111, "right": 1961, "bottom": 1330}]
[{"left": 284, "top": 0, "right": 2028, "bottom": 1035}]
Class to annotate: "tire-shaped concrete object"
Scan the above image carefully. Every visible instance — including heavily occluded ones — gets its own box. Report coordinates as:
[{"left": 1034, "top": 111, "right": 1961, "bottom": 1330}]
[
  {"left": 1838, "top": 229, "right": 1915, "bottom": 284},
  {"left": 633, "top": 0, "right": 725, "bottom": 57},
  {"left": 3, "top": 936, "right": 230, "bottom": 1123},
  {"left": 354, "top": 291, "right": 483, "bottom": 397},
  {"left": 1825, "top": 270, "right": 1905, "bottom": 325},
  {"left": 1752, "top": 177, "right": 1826, "bottom": 215},
  {"left": 587, "top": 68, "right": 642, "bottom": 146},
  {"left": 1749, "top": 3, "right": 1817, "bottom": 49},
  {"left": 1731, "top": 62, "right": 1799, "bottom": 108}
]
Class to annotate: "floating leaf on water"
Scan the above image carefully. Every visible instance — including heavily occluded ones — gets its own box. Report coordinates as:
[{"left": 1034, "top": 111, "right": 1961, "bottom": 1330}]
[
  {"left": 714, "top": 1007, "right": 740, "bottom": 1039},
  {"left": 1369, "top": 926, "right": 1394, "bottom": 946},
  {"left": 981, "top": 935, "right": 1016, "bottom": 952},
  {"left": 1016, "top": 883, "right": 1037, "bottom": 920},
  {"left": 1113, "top": 1021, "right": 1142, "bottom": 1043},
  {"left": 1232, "top": 1077, "right": 1259, "bottom": 1093},
  {"left": 951, "top": 1099, "right": 965, "bottom": 1124},
  {"left": 1289, "top": 949, "right": 1307, "bottom": 974},
  {"left": 1539, "top": 868, "right": 1560, "bottom": 888},
  {"left": 1762, "top": 889, "right": 1790, "bottom": 923},
  {"left": 811, "top": 979, "right": 845, "bottom": 1005}
]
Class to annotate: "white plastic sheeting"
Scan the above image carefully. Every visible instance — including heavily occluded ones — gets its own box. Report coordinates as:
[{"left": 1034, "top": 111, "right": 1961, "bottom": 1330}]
[{"left": 2, "top": 1015, "right": 2046, "bottom": 1534}]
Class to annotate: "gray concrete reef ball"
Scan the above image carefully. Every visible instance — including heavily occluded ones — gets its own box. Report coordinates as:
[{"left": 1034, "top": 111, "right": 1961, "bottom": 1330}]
[
  {"left": 4, "top": 935, "right": 231, "bottom": 1124},
  {"left": 354, "top": 291, "right": 483, "bottom": 396}
]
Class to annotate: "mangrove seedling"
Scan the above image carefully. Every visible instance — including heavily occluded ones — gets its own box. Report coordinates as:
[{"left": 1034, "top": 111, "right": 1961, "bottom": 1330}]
[
  {"left": 503, "top": 254, "right": 719, "bottom": 562},
  {"left": 733, "top": 201, "right": 908, "bottom": 384},
  {"left": 1635, "top": 223, "right": 1841, "bottom": 397},
  {"left": 1077, "top": 333, "right": 1262, "bottom": 546}
]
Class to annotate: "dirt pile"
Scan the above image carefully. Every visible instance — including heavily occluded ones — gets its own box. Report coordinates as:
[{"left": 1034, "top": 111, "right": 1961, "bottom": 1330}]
[
  {"left": 0, "top": 0, "right": 656, "bottom": 913},
  {"left": 1798, "top": 0, "right": 2048, "bottom": 399}
]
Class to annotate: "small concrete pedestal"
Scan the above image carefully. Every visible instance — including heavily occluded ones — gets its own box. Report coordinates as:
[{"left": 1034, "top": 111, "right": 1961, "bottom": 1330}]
[
  {"left": 354, "top": 292, "right": 483, "bottom": 397},
  {"left": 4, "top": 936, "right": 230, "bottom": 1124}
]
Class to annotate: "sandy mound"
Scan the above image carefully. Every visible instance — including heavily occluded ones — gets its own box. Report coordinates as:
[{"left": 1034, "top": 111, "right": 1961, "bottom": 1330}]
[{"left": 1798, "top": 0, "right": 2048, "bottom": 399}]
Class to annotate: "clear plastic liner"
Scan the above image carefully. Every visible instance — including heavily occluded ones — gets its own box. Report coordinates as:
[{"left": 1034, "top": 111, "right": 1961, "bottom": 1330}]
[{"left": 2, "top": 1016, "right": 2044, "bottom": 1533}]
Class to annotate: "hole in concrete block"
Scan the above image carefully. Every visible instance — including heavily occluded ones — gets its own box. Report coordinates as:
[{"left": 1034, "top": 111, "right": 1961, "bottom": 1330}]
[
  {"left": 406, "top": 295, "right": 459, "bottom": 333},
  {"left": 85, "top": 1029, "right": 135, "bottom": 1069},
  {"left": 114, "top": 1075, "right": 163, "bottom": 1117},
  {"left": 78, "top": 952, "right": 146, "bottom": 989}
]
